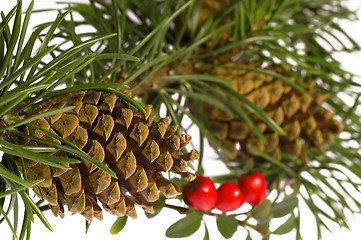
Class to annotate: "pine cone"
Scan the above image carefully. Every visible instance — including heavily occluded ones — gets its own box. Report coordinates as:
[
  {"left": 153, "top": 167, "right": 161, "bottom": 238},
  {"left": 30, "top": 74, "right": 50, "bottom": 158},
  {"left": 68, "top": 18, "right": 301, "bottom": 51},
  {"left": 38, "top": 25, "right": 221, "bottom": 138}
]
[
  {"left": 12, "top": 91, "right": 198, "bottom": 221},
  {"left": 206, "top": 61, "right": 342, "bottom": 163}
]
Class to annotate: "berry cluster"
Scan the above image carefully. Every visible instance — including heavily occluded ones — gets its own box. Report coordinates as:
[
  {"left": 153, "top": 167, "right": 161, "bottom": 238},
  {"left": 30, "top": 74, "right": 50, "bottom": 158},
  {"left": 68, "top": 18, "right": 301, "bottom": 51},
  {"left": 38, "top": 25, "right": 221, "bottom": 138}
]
[{"left": 184, "top": 172, "right": 267, "bottom": 212}]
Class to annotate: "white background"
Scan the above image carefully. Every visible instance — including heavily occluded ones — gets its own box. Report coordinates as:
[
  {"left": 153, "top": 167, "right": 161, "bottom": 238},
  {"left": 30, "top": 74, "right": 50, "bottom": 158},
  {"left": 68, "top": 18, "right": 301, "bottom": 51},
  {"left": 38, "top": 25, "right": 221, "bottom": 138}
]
[{"left": 1, "top": 0, "right": 361, "bottom": 239}]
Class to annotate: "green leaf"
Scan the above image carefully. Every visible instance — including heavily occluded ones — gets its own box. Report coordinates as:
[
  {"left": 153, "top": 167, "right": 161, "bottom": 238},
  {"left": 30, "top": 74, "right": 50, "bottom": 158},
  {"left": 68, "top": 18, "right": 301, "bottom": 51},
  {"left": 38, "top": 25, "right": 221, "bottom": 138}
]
[
  {"left": 0, "top": 147, "right": 72, "bottom": 169},
  {"left": 273, "top": 215, "right": 296, "bottom": 235},
  {"left": 0, "top": 180, "right": 44, "bottom": 198},
  {"left": 42, "top": 83, "right": 129, "bottom": 98},
  {"left": 251, "top": 199, "right": 271, "bottom": 224},
  {"left": 13, "top": 195, "right": 19, "bottom": 240},
  {"left": 11, "top": 127, "right": 117, "bottom": 179},
  {"left": 163, "top": 87, "right": 234, "bottom": 117},
  {"left": 24, "top": 10, "right": 71, "bottom": 82},
  {"left": 203, "top": 63, "right": 304, "bottom": 93},
  {"left": 0, "top": 6, "right": 17, "bottom": 35},
  {"left": 0, "top": 164, "right": 32, "bottom": 188},
  {"left": 0, "top": 84, "right": 50, "bottom": 108},
  {"left": 0, "top": 92, "right": 28, "bottom": 117},
  {"left": 44, "top": 85, "right": 145, "bottom": 114},
  {"left": 247, "top": 144, "right": 297, "bottom": 178},
  {"left": 128, "top": 0, "right": 194, "bottom": 57},
  {"left": 31, "top": 54, "right": 96, "bottom": 102},
  {"left": 157, "top": 88, "right": 230, "bottom": 153},
  {"left": 0, "top": 139, "right": 77, "bottom": 168},
  {"left": 85, "top": 220, "right": 91, "bottom": 234},
  {"left": 154, "top": 74, "right": 233, "bottom": 85},
  {"left": 166, "top": 211, "right": 203, "bottom": 238},
  {"left": 17, "top": 146, "right": 57, "bottom": 153},
  {"left": 216, "top": 215, "right": 238, "bottom": 239},
  {"left": 199, "top": 36, "right": 276, "bottom": 58},
  {"left": 125, "top": 55, "right": 168, "bottom": 84},
  {"left": 19, "top": 211, "right": 30, "bottom": 240},
  {"left": 0, "top": 106, "right": 75, "bottom": 131},
  {"left": 110, "top": 216, "right": 128, "bottom": 235},
  {"left": 145, "top": 196, "right": 165, "bottom": 218},
  {"left": 23, "top": 192, "right": 52, "bottom": 232},
  {"left": 12, "top": 0, "right": 34, "bottom": 71},
  {"left": 0, "top": 2, "right": 21, "bottom": 82},
  {"left": 0, "top": 45, "right": 57, "bottom": 90},
  {"left": 33, "top": 33, "right": 117, "bottom": 80},
  {"left": 257, "top": 221, "right": 270, "bottom": 237},
  {"left": 0, "top": 204, "right": 19, "bottom": 240},
  {"left": 203, "top": 222, "right": 210, "bottom": 240},
  {"left": 271, "top": 197, "right": 298, "bottom": 218},
  {"left": 94, "top": 53, "right": 139, "bottom": 62},
  {"left": 234, "top": 93, "right": 285, "bottom": 135}
]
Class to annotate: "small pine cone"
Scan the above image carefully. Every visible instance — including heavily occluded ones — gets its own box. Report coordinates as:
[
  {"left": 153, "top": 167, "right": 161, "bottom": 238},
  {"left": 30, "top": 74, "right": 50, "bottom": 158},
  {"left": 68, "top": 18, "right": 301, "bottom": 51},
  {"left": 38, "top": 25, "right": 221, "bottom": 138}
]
[
  {"left": 201, "top": 60, "right": 343, "bottom": 164},
  {"left": 12, "top": 91, "right": 198, "bottom": 221}
]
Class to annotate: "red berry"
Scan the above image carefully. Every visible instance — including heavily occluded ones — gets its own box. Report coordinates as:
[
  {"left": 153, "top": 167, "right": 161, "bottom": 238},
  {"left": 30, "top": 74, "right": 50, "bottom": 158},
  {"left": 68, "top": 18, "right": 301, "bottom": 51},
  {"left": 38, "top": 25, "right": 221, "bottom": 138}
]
[
  {"left": 215, "top": 182, "right": 245, "bottom": 212},
  {"left": 184, "top": 176, "right": 217, "bottom": 211},
  {"left": 237, "top": 171, "right": 267, "bottom": 206}
]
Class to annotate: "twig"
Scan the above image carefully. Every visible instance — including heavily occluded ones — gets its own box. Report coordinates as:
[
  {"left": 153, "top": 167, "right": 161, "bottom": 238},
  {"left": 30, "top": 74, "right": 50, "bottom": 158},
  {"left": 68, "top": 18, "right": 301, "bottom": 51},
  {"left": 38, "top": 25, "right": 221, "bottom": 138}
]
[
  {"left": 163, "top": 203, "right": 266, "bottom": 237},
  {"left": 38, "top": 204, "right": 51, "bottom": 212}
]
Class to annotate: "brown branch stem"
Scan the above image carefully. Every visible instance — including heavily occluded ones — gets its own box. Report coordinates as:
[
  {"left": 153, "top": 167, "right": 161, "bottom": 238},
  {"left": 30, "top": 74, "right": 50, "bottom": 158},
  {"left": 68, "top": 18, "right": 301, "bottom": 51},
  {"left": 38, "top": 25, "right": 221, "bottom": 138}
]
[{"left": 38, "top": 204, "right": 52, "bottom": 212}]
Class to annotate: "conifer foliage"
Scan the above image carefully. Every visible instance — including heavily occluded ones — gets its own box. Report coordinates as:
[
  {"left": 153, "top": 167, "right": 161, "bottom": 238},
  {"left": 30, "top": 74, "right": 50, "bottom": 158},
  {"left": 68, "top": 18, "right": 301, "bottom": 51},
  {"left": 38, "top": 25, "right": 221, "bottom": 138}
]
[{"left": 1, "top": 0, "right": 361, "bottom": 239}]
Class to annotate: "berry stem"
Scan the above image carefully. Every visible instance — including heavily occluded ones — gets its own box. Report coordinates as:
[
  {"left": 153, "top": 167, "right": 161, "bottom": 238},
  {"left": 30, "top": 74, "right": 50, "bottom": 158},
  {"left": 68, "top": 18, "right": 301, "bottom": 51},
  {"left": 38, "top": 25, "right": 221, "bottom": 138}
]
[{"left": 163, "top": 203, "right": 266, "bottom": 237}]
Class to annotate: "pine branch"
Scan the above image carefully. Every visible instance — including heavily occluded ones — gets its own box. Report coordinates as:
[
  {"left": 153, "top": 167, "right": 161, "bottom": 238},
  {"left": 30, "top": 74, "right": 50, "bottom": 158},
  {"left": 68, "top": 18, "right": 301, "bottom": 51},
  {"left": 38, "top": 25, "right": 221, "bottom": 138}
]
[
  {"left": 2, "top": 0, "right": 361, "bottom": 239},
  {"left": 0, "top": 1, "right": 146, "bottom": 238}
]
